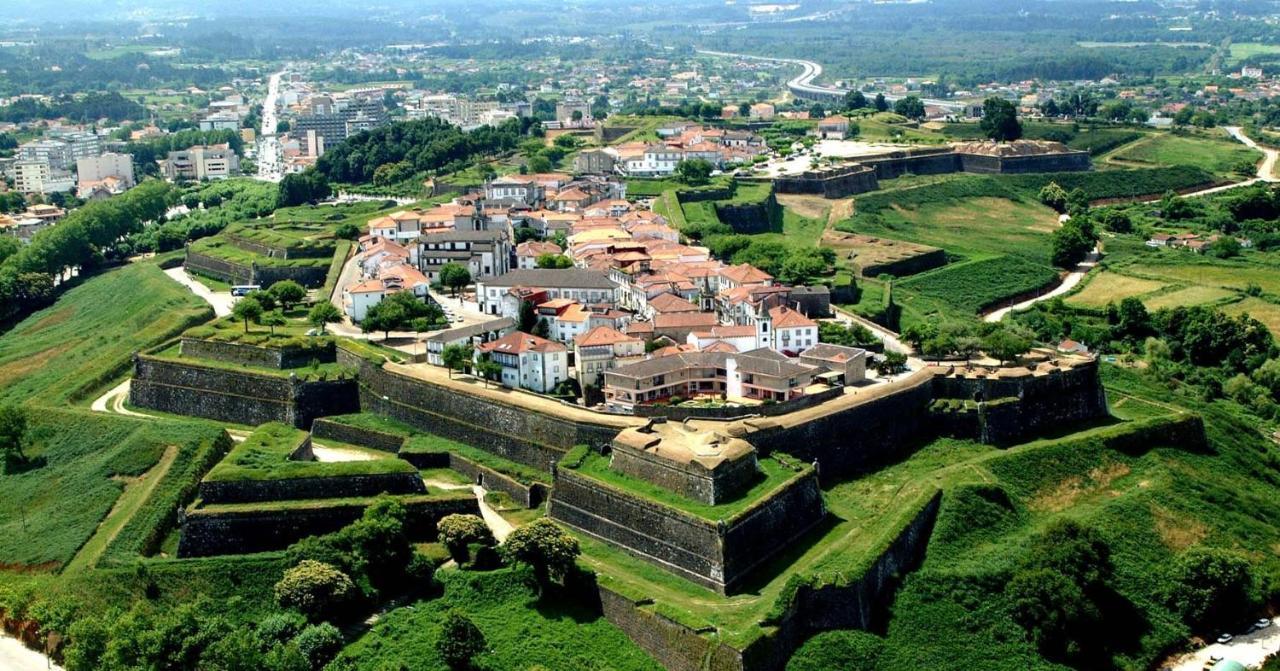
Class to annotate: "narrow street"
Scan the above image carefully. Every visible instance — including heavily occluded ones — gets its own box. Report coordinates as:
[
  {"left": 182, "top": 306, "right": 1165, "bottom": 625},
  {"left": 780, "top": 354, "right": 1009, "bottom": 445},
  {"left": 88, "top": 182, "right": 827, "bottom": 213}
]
[{"left": 255, "top": 70, "right": 286, "bottom": 183}]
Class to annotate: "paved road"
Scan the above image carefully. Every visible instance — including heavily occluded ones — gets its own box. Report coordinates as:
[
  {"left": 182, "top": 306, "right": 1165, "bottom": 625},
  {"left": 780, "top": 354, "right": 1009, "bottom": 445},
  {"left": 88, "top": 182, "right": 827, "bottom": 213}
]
[
  {"left": 1166, "top": 617, "right": 1280, "bottom": 671},
  {"left": 255, "top": 70, "right": 286, "bottom": 183},
  {"left": 89, "top": 380, "right": 152, "bottom": 418},
  {"left": 0, "top": 635, "right": 62, "bottom": 671},
  {"left": 423, "top": 479, "right": 515, "bottom": 541},
  {"left": 983, "top": 248, "right": 1100, "bottom": 323},
  {"left": 163, "top": 267, "right": 233, "bottom": 317}
]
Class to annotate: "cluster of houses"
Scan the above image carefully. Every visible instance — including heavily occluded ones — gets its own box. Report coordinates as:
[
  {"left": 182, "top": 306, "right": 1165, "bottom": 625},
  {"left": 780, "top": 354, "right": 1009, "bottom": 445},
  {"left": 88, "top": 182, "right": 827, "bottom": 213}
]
[
  {"left": 343, "top": 167, "right": 863, "bottom": 413},
  {"left": 1145, "top": 231, "right": 1252, "bottom": 253},
  {"left": 574, "top": 123, "right": 769, "bottom": 177}
]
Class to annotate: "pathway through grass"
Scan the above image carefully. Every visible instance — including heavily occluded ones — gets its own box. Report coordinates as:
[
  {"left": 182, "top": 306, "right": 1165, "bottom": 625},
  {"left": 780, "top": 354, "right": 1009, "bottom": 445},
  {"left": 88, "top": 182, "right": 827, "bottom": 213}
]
[{"left": 63, "top": 445, "right": 178, "bottom": 572}]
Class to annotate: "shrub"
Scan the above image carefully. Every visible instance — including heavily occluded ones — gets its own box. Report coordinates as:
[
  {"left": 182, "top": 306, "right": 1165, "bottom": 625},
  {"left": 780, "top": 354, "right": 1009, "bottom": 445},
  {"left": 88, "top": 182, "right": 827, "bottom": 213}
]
[
  {"left": 501, "top": 519, "right": 581, "bottom": 591},
  {"left": 273, "top": 560, "right": 357, "bottom": 622},
  {"left": 1165, "top": 548, "right": 1255, "bottom": 631},
  {"left": 256, "top": 611, "right": 308, "bottom": 650},
  {"left": 293, "top": 622, "right": 344, "bottom": 669},
  {"left": 436, "top": 609, "right": 487, "bottom": 670},
  {"left": 786, "top": 630, "right": 883, "bottom": 671},
  {"left": 437, "top": 514, "right": 496, "bottom": 564}
]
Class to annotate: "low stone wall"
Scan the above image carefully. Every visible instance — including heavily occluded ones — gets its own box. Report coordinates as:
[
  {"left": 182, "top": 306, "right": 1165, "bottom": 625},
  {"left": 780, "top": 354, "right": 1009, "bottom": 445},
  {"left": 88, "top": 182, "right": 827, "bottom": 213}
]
[
  {"left": 185, "top": 249, "right": 254, "bottom": 286},
  {"left": 310, "top": 418, "right": 407, "bottom": 452},
  {"left": 177, "top": 494, "right": 479, "bottom": 557},
  {"left": 198, "top": 471, "right": 426, "bottom": 505},
  {"left": 253, "top": 264, "right": 328, "bottom": 289},
  {"left": 611, "top": 446, "right": 759, "bottom": 506},
  {"left": 859, "top": 247, "right": 948, "bottom": 279},
  {"left": 179, "top": 338, "right": 336, "bottom": 370},
  {"left": 597, "top": 491, "right": 941, "bottom": 671},
  {"left": 343, "top": 349, "right": 618, "bottom": 470},
  {"left": 129, "top": 355, "right": 359, "bottom": 429},
  {"left": 448, "top": 452, "right": 548, "bottom": 508},
  {"left": 550, "top": 465, "right": 825, "bottom": 594}
]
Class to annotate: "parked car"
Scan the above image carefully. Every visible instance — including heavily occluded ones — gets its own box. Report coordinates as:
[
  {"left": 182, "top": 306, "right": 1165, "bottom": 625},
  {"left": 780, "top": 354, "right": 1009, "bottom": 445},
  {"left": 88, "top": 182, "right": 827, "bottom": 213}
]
[
  {"left": 1253, "top": 617, "right": 1272, "bottom": 631},
  {"left": 1216, "top": 633, "right": 1233, "bottom": 644}
]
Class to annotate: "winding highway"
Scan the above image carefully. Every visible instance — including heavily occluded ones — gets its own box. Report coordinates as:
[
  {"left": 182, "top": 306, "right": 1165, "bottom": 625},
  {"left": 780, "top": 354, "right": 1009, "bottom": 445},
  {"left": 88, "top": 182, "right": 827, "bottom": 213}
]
[{"left": 697, "top": 49, "right": 964, "bottom": 110}]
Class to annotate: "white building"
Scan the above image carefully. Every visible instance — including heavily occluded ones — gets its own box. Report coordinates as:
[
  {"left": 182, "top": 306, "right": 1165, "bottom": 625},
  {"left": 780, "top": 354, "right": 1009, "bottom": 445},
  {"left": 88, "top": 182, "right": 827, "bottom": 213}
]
[
  {"left": 476, "top": 331, "right": 568, "bottom": 393},
  {"left": 162, "top": 145, "right": 240, "bottom": 181},
  {"left": 477, "top": 268, "right": 619, "bottom": 317},
  {"left": 623, "top": 145, "right": 684, "bottom": 177},
  {"left": 14, "top": 160, "right": 74, "bottom": 194},
  {"left": 76, "top": 153, "right": 136, "bottom": 190}
]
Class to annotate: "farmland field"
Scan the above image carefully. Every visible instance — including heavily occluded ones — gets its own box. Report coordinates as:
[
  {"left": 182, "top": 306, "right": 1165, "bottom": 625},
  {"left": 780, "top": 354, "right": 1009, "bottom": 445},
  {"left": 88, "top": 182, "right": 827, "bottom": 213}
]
[
  {"left": 1065, "top": 272, "right": 1167, "bottom": 308},
  {"left": 1109, "top": 133, "right": 1260, "bottom": 177},
  {"left": 1142, "top": 285, "right": 1239, "bottom": 311},
  {"left": 1223, "top": 297, "right": 1280, "bottom": 337},
  {"left": 1228, "top": 42, "right": 1280, "bottom": 63},
  {"left": 845, "top": 195, "right": 1058, "bottom": 262},
  {"left": 0, "top": 262, "right": 213, "bottom": 406},
  {"left": 1122, "top": 260, "right": 1280, "bottom": 295},
  {"left": 895, "top": 255, "right": 1059, "bottom": 318}
]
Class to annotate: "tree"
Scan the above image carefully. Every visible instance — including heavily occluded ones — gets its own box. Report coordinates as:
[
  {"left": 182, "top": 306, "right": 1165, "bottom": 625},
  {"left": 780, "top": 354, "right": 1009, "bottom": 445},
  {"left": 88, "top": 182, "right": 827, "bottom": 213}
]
[
  {"left": 373, "top": 161, "right": 414, "bottom": 187},
  {"left": 526, "top": 155, "right": 553, "bottom": 174},
  {"left": 518, "top": 300, "right": 538, "bottom": 334},
  {"left": 873, "top": 93, "right": 888, "bottom": 112},
  {"left": 1166, "top": 549, "right": 1255, "bottom": 630},
  {"left": 0, "top": 404, "right": 28, "bottom": 468},
  {"left": 1051, "top": 221, "right": 1096, "bottom": 269},
  {"left": 294, "top": 623, "right": 343, "bottom": 669},
  {"left": 442, "top": 343, "right": 472, "bottom": 379},
  {"left": 273, "top": 560, "right": 356, "bottom": 622},
  {"left": 893, "top": 96, "right": 926, "bottom": 120},
  {"left": 1209, "top": 236, "right": 1242, "bottom": 258},
  {"left": 1097, "top": 208, "right": 1131, "bottom": 234},
  {"left": 475, "top": 354, "right": 503, "bottom": 388},
  {"left": 277, "top": 170, "right": 331, "bottom": 208},
  {"left": 269, "top": 280, "right": 306, "bottom": 311},
  {"left": 363, "top": 299, "right": 406, "bottom": 340},
  {"left": 501, "top": 518, "right": 581, "bottom": 591},
  {"left": 308, "top": 302, "right": 342, "bottom": 334},
  {"left": 980, "top": 97, "right": 1022, "bottom": 141},
  {"left": 261, "top": 309, "right": 288, "bottom": 336},
  {"left": 536, "top": 253, "right": 573, "bottom": 269},
  {"left": 232, "top": 297, "right": 263, "bottom": 333},
  {"left": 1025, "top": 519, "right": 1113, "bottom": 590},
  {"left": 436, "top": 610, "right": 487, "bottom": 670},
  {"left": 532, "top": 318, "right": 551, "bottom": 339},
  {"left": 1008, "top": 568, "right": 1096, "bottom": 657},
  {"left": 437, "top": 514, "right": 496, "bottom": 563},
  {"left": 844, "top": 90, "right": 868, "bottom": 111},
  {"left": 334, "top": 222, "right": 361, "bottom": 240},
  {"left": 982, "top": 324, "right": 1032, "bottom": 364},
  {"left": 440, "top": 263, "right": 471, "bottom": 297},
  {"left": 1039, "top": 182, "right": 1068, "bottom": 213},
  {"left": 874, "top": 351, "right": 908, "bottom": 376},
  {"left": 246, "top": 289, "right": 277, "bottom": 311},
  {"left": 675, "top": 158, "right": 714, "bottom": 185}
]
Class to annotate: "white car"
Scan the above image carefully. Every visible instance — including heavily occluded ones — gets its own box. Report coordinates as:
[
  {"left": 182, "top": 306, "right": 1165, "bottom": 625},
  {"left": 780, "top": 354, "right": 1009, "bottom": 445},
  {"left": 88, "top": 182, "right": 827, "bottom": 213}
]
[
  {"left": 1216, "top": 633, "right": 1233, "bottom": 644},
  {"left": 1253, "top": 618, "right": 1273, "bottom": 630}
]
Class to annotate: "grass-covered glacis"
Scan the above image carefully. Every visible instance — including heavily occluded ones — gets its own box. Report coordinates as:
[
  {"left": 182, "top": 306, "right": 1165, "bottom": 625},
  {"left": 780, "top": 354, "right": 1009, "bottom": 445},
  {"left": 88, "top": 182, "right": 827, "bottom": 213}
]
[{"left": 204, "top": 422, "right": 415, "bottom": 483}]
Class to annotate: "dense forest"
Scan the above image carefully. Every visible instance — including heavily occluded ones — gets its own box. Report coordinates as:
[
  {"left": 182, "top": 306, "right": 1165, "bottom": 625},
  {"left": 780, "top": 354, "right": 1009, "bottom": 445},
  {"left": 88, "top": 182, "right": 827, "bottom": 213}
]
[
  {"left": 0, "top": 49, "right": 245, "bottom": 97},
  {"left": 314, "top": 116, "right": 535, "bottom": 184},
  {"left": 0, "top": 92, "right": 146, "bottom": 124}
]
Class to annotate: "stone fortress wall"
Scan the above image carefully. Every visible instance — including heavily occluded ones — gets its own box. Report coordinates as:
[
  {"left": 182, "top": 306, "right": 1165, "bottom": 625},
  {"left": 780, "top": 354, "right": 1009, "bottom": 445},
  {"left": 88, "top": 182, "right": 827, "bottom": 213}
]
[
  {"left": 769, "top": 144, "right": 1092, "bottom": 199},
  {"left": 198, "top": 471, "right": 426, "bottom": 505},
  {"left": 183, "top": 248, "right": 329, "bottom": 289},
  {"left": 129, "top": 354, "right": 359, "bottom": 429},
  {"left": 549, "top": 462, "right": 826, "bottom": 594},
  {"left": 178, "top": 493, "right": 478, "bottom": 557}
]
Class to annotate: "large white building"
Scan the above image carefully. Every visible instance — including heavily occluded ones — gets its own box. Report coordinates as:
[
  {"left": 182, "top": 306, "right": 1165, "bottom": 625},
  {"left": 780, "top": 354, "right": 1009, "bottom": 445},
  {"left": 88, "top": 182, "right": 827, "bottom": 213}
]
[
  {"left": 161, "top": 145, "right": 241, "bottom": 181},
  {"left": 76, "top": 153, "right": 136, "bottom": 192},
  {"left": 14, "top": 160, "right": 74, "bottom": 194}
]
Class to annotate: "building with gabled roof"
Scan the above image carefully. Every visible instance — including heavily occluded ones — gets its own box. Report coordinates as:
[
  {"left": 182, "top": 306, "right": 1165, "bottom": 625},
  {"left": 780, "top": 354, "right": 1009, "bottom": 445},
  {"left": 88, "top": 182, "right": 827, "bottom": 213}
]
[{"left": 476, "top": 331, "right": 568, "bottom": 393}]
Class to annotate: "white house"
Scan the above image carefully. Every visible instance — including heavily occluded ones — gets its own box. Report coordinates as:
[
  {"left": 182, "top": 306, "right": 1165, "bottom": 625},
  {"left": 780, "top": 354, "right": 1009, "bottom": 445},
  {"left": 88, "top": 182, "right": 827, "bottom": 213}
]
[
  {"left": 477, "top": 268, "right": 619, "bottom": 317},
  {"left": 476, "top": 331, "right": 568, "bottom": 393}
]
